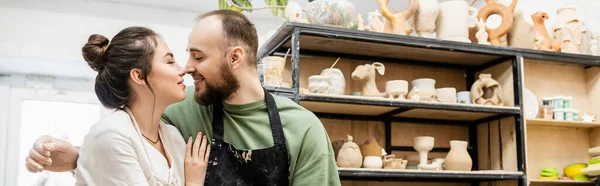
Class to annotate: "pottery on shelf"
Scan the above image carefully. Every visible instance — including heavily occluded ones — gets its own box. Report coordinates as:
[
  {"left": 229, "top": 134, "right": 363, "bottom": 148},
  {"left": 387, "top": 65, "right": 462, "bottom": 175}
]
[
  {"left": 414, "top": 136, "right": 435, "bottom": 170},
  {"left": 419, "top": 158, "right": 444, "bottom": 170},
  {"left": 285, "top": 2, "right": 309, "bottom": 23},
  {"left": 376, "top": 0, "right": 419, "bottom": 36},
  {"left": 308, "top": 75, "right": 330, "bottom": 94},
  {"left": 470, "top": 74, "right": 503, "bottom": 106},
  {"left": 336, "top": 135, "right": 363, "bottom": 168},
  {"left": 435, "top": 87, "right": 457, "bottom": 103},
  {"left": 476, "top": 0, "right": 518, "bottom": 46},
  {"left": 351, "top": 62, "right": 386, "bottom": 97},
  {"left": 414, "top": 0, "right": 439, "bottom": 38},
  {"left": 383, "top": 154, "right": 408, "bottom": 169},
  {"left": 591, "top": 32, "right": 599, "bottom": 56},
  {"left": 475, "top": 18, "right": 491, "bottom": 45},
  {"left": 385, "top": 80, "right": 409, "bottom": 100},
  {"left": 368, "top": 10, "right": 385, "bottom": 33},
  {"left": 332, "top": 140, "right": 345, "bottom": 160},
  {"left": 262, "top": 56, "right": 286, "bottom": 87},
  {"left": 321, "top": 68, "right": 346, "bottom": 95},
  {"left": 532, "top": 12, "right": 561, "bottom": 52},
  {"left": 508, "top": 10, "right": 535, "bottom": 49},
  {"left": 457, "top": 91, "right": 472, "bottom": 104},
  {"left": 407, "top": 78, "right": 436, "bottom": 101},
  {"left": 360, "top": 137, "right": 384, "bottom": 157},
  {"left": 435, "top": 0, "right": 471, "bottom": 43},
  {"left": 552, "top": 6, "right": 587, "bottom": 54},
  {"left": 305, "top": 0, "right": 356, "bottom": 28},
  {"left": 363, "top": 156, "right": 384, "bottom": 169},
  {"left": 444, "top": 140, "right": 473, "bottom": 171}
]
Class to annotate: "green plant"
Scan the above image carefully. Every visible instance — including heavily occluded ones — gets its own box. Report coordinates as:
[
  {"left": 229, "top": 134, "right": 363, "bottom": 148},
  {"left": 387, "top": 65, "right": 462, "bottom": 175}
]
[{"left": 218, "top": 0, "right": 315, "bottom": 18}]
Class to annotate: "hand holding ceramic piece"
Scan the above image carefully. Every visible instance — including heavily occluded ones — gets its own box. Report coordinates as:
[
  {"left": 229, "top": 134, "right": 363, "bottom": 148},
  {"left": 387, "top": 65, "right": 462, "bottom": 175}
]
[{"left": 385, "top": 80, "right": 409, "bottom": 100}]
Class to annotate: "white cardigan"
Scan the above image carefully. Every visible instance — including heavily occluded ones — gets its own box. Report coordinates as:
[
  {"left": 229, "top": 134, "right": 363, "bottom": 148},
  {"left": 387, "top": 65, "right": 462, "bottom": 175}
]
[{"left": 74, "top": 108, "right": 186, "bottom": 186}]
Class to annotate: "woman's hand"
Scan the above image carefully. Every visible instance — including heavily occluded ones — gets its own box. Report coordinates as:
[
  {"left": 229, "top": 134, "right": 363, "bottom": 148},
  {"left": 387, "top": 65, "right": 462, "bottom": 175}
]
[{"left": 185, "top": 132, "right": 211, "bottom": 186}]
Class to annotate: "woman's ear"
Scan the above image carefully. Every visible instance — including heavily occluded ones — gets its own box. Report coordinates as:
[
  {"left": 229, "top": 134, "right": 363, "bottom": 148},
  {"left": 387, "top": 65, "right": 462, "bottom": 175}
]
[{"left": 129, "top": 68, "right": 146, "bottom": 85}]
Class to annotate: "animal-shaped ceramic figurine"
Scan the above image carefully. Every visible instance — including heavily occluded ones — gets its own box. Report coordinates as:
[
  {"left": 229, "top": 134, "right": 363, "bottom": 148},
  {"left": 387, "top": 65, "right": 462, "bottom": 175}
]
[
  {"left": 376, "top": 0, "right": 419, "bottom": 36},
  {"left": 476, "top": 0, "right": 518, "bottom": 46},
  {"left": 532, "top": 12, "right": 560, "bottom": 52},
  {"left": 476, "top": 18, "right": 491, "bottom": 45},
  {"left": 351, "top": 62, "right": 386, "bottom": 97}
]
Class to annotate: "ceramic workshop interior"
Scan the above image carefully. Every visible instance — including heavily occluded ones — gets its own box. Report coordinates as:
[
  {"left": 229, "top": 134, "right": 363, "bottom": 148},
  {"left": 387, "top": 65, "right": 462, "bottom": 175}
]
[{"left": 257, "top": 0, "right": 600, "bottom": 186}]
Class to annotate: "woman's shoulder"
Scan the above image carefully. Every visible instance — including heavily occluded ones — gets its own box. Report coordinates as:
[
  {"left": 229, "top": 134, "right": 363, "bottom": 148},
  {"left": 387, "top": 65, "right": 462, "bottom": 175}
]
[{"left": 83, "top": 109, "right": 137, "bottom": 144}]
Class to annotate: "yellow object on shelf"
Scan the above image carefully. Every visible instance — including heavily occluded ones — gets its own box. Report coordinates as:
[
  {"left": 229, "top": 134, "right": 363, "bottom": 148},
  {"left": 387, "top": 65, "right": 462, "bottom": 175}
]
[{"left": 564, "top": 163, "right": 589, "bottom": 181}]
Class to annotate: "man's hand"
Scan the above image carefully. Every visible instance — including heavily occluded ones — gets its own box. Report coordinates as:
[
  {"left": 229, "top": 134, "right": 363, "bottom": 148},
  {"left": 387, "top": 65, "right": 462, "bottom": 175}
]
[
  {"left": 25, "top": 135, "right": 79, "bottom": 173},
  {"left": 185, "top": 132, "right": 210, "bottom": 186}
]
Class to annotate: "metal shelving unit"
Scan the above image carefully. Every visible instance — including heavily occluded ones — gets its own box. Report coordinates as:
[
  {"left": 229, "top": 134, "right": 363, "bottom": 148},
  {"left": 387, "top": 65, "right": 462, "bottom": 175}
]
[{"left": 253, "top": 21, "right": 600, "bottom": 186}]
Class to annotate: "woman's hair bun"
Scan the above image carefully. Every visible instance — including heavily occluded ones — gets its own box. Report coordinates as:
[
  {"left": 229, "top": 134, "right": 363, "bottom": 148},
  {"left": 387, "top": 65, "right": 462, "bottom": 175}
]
[{"left": 82, "top": 34, "right": 110, "bottom": 71}]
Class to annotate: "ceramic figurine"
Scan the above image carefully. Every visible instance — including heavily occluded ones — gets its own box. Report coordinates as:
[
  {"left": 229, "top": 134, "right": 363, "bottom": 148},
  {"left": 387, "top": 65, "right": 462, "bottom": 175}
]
[
  {"left": 532, "top": 12, "right": 561, "bottom": 52},
  {"left": 336, "top": 135, "right": 363, "bottom": 168},
  {"left": 376, "top": 0, "right": 419, "bottom": 36},
  {"left": 407, "top": 78, "right": 436, "bottom": 102},
  {"left": 508, "top": 10, "right": 535, "bottom": 49},
  {"left": 436, "top": 0, "right": 472, "bottom": 43},
  {"left": 385, "top": 80, "right": 409, "bottom": 100},
  {"left": 476, "top": 0, "right": 518, "bottom": 46},
  {"left": 351, "top": 62, "right": 386, "bottom": 97},
  {"left": 357, "top": 13, "right": 366, "bottom": 31},
  {"left": 368, "top": 10, "right": 385, "bottom": 32},
  {"left": 553, "top": 6, "right": 587, "bottom": 54},
  {"left": 475, "top": 18, "right": 491, "bottom": 45},
  {"left": 383, "top": 154, "right": 408, "bottom": 169},
  {"left": 444, "top": 140, "right": 473, "bottom": 171},
  {"left": 414, "top": 0, "right": 439, "bottom": 38},
  {"left": 285, "top": 2, "right": 309, "bottom": 23},
  {"left": 471, "top": 74, "right": 503, "bottom": 106}
]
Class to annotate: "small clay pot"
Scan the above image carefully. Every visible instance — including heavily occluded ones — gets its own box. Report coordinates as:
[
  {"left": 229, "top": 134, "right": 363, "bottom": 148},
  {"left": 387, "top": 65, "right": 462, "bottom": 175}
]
[{"left": 363, "top": 156, "right": 383, "bottom": 169}]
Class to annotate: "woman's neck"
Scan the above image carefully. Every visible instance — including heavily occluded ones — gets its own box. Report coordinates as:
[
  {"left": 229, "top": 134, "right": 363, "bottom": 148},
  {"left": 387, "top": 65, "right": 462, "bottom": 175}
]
[{"left": 127, "top": 97, "right": 166, "bottom": 140}]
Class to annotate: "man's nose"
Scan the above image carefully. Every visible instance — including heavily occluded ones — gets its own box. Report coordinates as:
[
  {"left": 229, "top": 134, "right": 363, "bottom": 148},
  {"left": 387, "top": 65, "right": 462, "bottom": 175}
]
[{"left": 184, "top": 66, "right": 195, "bottom": 74}]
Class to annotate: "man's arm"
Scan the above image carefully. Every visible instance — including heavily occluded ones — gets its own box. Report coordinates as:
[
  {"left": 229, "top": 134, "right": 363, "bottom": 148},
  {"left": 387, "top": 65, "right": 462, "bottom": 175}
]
[
  {"left": 290, "top": 118, "right": 341, "bottom": 186},
  {"left": 26, "top": 135, "right": 80, "bottom": 173}
]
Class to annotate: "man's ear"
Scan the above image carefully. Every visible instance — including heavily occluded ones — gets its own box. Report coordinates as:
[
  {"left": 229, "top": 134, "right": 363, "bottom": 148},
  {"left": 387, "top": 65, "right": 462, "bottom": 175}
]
[
  {"left": 230, "top": 47, "right": 245, "bottom": 70},
  {"left": 129, "top": 69, "right": 146, "bottom": 85}
]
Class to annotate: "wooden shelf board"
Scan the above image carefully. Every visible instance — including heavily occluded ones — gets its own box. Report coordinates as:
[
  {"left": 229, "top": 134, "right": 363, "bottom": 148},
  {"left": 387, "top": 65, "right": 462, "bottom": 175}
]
[
  {"left": 529, "top": 179, "right": 595, "bottom": 184},
  {"left": 299, "top": 93, "right": 519, "bottom": 122},
  {"left": 527, "top": 119, "right": 600, "bottom": 128},
  {"left": 337, "top": 167, "right": 523, "bottom": 181}
]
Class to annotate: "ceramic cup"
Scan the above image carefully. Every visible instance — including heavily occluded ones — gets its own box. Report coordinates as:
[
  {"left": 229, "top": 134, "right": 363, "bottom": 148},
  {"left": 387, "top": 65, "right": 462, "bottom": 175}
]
[
  {"left": 363, "top": 156, "right": 383, "bottom": 169},
  {"left": 261, "top": 56, "right": 286, "bottom": 87},
  {"left": 457, "top": 91, "right": 472, "bottom": 104},
  {"left": 435, "top": 87, "right": 457, "bottom": 103},
  {"left": 385, "top": 80, "right": 409, "bottom": 99}
]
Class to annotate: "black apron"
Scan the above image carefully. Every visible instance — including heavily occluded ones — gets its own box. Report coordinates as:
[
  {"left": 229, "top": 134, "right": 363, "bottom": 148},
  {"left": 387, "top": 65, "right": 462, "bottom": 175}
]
[{"left": 204, "top": 88, "right": 290, "bottom": 186}]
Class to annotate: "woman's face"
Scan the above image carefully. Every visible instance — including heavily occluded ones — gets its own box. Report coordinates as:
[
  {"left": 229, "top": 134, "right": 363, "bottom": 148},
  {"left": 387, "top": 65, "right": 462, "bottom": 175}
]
[{"left": 146, "top": 37, "right": 186, "bottom": 105}]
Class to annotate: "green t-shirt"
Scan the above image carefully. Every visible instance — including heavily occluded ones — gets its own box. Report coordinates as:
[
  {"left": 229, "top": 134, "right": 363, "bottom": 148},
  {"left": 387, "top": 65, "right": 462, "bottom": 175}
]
[{"left": 161, "top": 87, "right": 341, "bottom": 186}]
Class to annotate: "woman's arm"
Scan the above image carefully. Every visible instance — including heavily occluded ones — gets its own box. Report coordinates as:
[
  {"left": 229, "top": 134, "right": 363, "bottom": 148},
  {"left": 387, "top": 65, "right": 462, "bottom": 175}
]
[
  {"left": 75, "top": 130, "right": 149, "bottom": 186},
  {"left": 184, "top": 132, "right": 211, "bottom": 186}
]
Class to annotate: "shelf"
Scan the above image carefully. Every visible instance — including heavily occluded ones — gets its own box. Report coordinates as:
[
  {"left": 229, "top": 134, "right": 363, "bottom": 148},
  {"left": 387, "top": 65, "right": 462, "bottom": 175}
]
[
  {"left": 529, "top": 179, "right": 595, "bottom": 185},
  {"left": 299, "top": 93, "right": 520, "bottom": 123},
  {"left": 258, "top": 22, "right": 600, "bottom": 69},
  {"left": 527, "top": 119, "right": 600, "bottom": 128},
  {"left": 338, "top": 168, "right": 524, "bottom": 182}
]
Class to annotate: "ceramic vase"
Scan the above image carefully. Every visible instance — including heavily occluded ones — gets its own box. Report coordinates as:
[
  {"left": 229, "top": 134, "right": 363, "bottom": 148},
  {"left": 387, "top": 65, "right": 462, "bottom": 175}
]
[
  {"left": 385, "top": 80, "right": 409, "bottom": 100},
  {"left": 407, "top": 78, "right": 436, "bottom": 101},
  {"left": 444, "top": 140, "right": 472, "bottom": 171},
  {"left": 320, "top": 68, "right": 345, "bottom": 95},
  {"left": 414, "top": 0, "right": 440, "bottom": 38},
  {"left": 435, "top": 0, "right": 471, "bottom": 43},
  {"left": 262, "top": 56, "right": 286, "bottom": 87},
  {"left": 363, "top": 156, "right": 383, "bottom": 169},
  {"left": 470, "top": 74, "right": 503, "bottom": 106},
  {"left": 436, "top": 87, "right": 457, "bottom": 103},
  {"left": 336, "top": 135, "right": 363, "bottom": 168},
  {"left": 552, "top": 6, "right": 587, "bottom": 54},
  {"left": 305, "top": 0, "right": 356, "bottom": 27},
  {"left": 413, "top": 136, "right": 434, "bottom": 169},
  {"left": 308, "top": 75, "right": 330, "bottom": 94}
]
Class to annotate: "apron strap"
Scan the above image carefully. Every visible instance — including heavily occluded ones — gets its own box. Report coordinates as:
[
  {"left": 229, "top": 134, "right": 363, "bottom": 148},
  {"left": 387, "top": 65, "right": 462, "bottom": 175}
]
[
  {"left": 212, "top": 101, "right": 225, "bottom": 140},
  {"left": 263, "top": 88, "right": 287, "bottom": 146}
]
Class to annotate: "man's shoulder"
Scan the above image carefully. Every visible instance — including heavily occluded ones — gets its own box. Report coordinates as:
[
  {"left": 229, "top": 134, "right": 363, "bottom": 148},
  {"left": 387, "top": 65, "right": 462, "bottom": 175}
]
[{"left": 272, "top": 94, "right": 321, "bottom": 124}]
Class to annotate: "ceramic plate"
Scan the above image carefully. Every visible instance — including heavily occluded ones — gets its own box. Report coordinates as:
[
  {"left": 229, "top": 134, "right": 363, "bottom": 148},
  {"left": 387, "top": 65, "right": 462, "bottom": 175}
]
[{"left": 523, "top": 88, "right": 539, "bottom": 119}]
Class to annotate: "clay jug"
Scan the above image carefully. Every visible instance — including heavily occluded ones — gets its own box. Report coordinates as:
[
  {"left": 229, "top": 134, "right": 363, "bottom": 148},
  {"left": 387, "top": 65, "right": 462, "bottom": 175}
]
[
  {"left": 444, "top": 140, "right": 472, "bottom": 171},
  {"left": 336, "top": 135, "right": 363, "bottom": 168}
]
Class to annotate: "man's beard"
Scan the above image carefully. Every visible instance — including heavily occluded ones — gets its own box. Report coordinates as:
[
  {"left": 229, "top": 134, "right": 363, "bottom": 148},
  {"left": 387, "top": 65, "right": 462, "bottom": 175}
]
[{"left": 194, "top": 63, "right": 240, "bottom": 106}]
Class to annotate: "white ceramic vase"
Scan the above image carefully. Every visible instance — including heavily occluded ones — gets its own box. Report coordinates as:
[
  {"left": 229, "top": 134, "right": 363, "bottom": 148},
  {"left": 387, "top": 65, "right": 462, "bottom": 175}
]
[
  {"left": 385, "top": 80, "right": 409, "bottom": 100},
  {"left": 320, "top": 68, "right": 345, "bottom": 95},
  {"left": 363, "top": 156, "right": 383, "bottom": 169},
  {"left": 435, "top": 0, "right": 471, "bottom": 43},
  {"left": 408, "top": 78, "right": 436, "bottom": 101},
  {"left": 414, "top": 0, "right": 440, "bottom": 38},
  {"left": 308, "top": 75, "right": 330, "bottom": 94},
  {"left": 262, "top": 56, "right": 286, "bottom": 87},
  {"left": 552, "top": 6, "right": 586, "bottom": 54},
  {"left": 444, "top": 140, "right": 473, "bottom": 171}
]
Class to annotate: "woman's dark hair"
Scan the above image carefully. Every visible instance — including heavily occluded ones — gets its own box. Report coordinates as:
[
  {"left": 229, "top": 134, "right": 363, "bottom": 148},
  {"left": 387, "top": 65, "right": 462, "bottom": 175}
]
[{"left": 82, "top": 26, "right": 159, "bottom": 109}]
